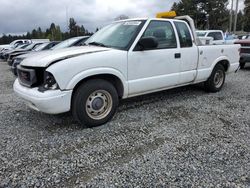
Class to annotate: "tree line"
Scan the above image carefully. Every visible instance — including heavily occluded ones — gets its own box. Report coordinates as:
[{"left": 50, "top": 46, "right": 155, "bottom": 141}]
[
  {"left": 0, "top": 18, "right": 94, "bottom": 45},
  {"left": 171, "top": 0, "right": 250, "bottom": 32}
]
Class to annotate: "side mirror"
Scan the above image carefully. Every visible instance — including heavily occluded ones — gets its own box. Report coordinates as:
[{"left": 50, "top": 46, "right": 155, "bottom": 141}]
[{"left": 137, "top": 36, "right": 158, "bottom": 50}]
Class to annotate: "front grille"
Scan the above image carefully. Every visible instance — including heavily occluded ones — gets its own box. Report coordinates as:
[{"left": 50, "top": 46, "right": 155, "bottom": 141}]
[
  {"left": 240, "top": 43, "right": 250, "bottom": 47},
  {"left": 241, "top": 47, "right": 250, "bottom": 54},
  {"left": 17, "top": 65, "right": 45, "bottom": 88}
]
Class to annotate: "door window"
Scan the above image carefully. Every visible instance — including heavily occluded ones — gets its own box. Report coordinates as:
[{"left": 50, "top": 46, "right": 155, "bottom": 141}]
[{"left": 141, "top": 21, "right": 177, "bottom": 49}]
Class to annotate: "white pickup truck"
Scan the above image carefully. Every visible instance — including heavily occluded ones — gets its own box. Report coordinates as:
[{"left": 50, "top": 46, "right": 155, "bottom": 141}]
[{"left": 14, "top": 16, "right": 240, "bottom": 127}]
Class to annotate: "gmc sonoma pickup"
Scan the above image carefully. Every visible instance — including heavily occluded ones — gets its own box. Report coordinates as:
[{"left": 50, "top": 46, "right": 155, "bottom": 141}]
[{"left": 14, "top": 16, "right": 240, "bottom": 127}]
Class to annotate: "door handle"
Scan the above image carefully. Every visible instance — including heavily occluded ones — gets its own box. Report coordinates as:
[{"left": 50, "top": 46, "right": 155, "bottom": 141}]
[{"left": 175, "top": 53, "right": 181, "bottom": 59}]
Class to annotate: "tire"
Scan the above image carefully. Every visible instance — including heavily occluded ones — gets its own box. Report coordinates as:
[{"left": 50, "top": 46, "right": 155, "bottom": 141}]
[
  {"left": 72, "top": 79, "right": 119, "bottom": 127},
  {"left": 240, "top": 63, "right": 245, "bottom": 69},
  {"left": 204, "top": 64, "right": 225, "bottom": 92}
]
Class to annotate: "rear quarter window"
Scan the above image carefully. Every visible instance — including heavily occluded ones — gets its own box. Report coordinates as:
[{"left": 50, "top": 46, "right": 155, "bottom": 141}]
[{"left": 174, "top": 22, "right": 193, "bottom": 48}]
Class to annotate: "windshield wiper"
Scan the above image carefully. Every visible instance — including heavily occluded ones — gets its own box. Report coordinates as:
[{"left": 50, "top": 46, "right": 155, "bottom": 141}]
[{"left": 88, "top": 42, "right": 107, "bottom": 47}]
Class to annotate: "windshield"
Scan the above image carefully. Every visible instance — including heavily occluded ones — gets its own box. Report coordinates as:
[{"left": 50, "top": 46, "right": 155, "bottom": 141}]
[
  {"left": 196, "top": 31, "right": 207, "bottom": 37},
  {"left": 22, "top": 43, "right": 35, "bottom": 50},
  {"left": 51, "top": 37, "right": 82, "bottom": 50},
  {"left": 86, "top": 20, "right": 145, "bottom": 50},
  {"left": 33, "top": 43, "right": 48, "bottom": 51},
  {"left": 16, "top": 44, "right": 29, "bottom": 49}
]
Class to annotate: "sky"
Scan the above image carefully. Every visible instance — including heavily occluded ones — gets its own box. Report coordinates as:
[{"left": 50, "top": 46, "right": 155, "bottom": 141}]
[
  {"left": 0, "top": 0, "right": 178, "bottom": 35},
  {"left": 0, "top": 0, "right": 245, "bottom": 36}
]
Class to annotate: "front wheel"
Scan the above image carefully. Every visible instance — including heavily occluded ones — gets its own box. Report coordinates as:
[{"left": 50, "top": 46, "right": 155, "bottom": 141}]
[
  {"left": 204, "top": 64, "right": 225, "bottom": 92},
  {"left": 72, "top": 79, "right": 119, "bottom": 127}
]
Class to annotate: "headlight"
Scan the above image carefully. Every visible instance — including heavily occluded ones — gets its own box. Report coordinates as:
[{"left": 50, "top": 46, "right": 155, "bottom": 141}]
[{"left": 39, "top": 72, "right": 59, "bottom": 91}]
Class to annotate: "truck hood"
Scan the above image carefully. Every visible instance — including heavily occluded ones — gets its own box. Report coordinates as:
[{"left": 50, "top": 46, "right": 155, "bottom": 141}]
[{"left": 21, "top": 46, "right": 110, "bottom": 67}]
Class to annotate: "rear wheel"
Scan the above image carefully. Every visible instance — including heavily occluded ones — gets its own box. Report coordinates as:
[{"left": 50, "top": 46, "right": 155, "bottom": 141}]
[
  {"left": 72, "top": 79, "right": 119, "bottom": 127},
  {"left": 204, "top": 64, "right": 225, "bottom": 92}
]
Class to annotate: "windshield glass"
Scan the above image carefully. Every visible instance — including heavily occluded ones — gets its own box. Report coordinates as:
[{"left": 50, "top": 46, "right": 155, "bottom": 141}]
[
  {"left": 196, "top": 31, "right": 207, "bottom": 37},
  {"left": 23, "top": 43, "right": 35, "bottom": 50},
  {"left": 16, "top": 44, "right": 29, "bottom": 49},
  {"left": 51, "top": 37, "right": 81, "bottom": 50},
  {"left": 33, "top": 43, "right": 48, "bottom": 51},
  {"left": 86, "top": 20, "right": 145, "bottom": 50}
]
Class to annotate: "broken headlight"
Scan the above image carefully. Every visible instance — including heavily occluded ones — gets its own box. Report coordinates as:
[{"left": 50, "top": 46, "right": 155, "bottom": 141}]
[{"left": 39, "top": 71, "right": 59, "bottom": 91}]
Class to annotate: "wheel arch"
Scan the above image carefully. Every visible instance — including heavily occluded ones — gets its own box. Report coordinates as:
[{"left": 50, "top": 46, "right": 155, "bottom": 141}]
[
  {"left": 66, "top": 68, "right": 128, "bottom": 97},
  {"left": 212, "top": 57, "right": 230, "bottom": 72},
  {"left": 72, "top": 74, "right": 125, "bottom": 99}
]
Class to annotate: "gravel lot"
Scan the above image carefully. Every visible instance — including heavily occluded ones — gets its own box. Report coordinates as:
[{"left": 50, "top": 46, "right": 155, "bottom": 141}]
[{"left": 0, "top": 60, "right": 250, "bottom": 187}]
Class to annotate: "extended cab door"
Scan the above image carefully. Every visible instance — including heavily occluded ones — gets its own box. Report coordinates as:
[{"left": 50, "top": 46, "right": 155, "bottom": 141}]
[
  {"left": 127, "top": 20, "right": 181, "bottom": 96},
  {"left": 174, "top": 21, "right": 198, "bottom": 84}
]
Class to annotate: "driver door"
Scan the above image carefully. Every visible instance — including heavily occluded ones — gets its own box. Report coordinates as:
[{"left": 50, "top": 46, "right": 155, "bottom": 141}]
[{"left": 127, "top": 20, "right": 181, "bottom": 96}]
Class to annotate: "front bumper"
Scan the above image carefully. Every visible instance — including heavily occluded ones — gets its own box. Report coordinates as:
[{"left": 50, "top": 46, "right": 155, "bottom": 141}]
[
  {"left": 13, "top": 79, "right": 72, "bottom": 114},
  {"left": 240, "top": 53, "right": 250, "bottom": 63}
]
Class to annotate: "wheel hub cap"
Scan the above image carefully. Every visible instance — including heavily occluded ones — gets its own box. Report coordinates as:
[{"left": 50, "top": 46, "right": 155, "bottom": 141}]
[
  {"left": 92, "top": 97, "right": 104, "bottom": 110},
  {"left": 86, "top": 90, "right": 113, "bottom": 120},
  {"left": 214, "top": 70, "right": 224, "bottom": 88}
]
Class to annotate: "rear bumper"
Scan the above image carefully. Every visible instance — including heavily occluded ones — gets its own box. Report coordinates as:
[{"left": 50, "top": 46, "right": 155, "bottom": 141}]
[{"left": 13, "top": 79, "right": 72, "bottom": 114}]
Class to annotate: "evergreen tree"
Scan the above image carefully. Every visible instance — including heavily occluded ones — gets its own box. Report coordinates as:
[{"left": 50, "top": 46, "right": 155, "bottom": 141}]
[
  {"left": 69, "top": 18, "right": 77, "bottom": 37},
  {"left": 31, "top": 29, "right": 38, "bottom": 38},
  {"left": 171, "top": 0, "right": 229, "bottom": 30},
  {"left": 244, "top": 0, "right": 250, "bottom": 31},
  {"left": 236, "top": 11, "right": 244, "bottom": 31},
  {"left": 0, "top": 17, "right": 92, "bottom": 44}
]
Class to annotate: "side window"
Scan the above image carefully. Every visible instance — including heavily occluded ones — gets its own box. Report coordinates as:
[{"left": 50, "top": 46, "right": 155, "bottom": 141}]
[
  {"left": 141, "top": 21, "right": 177, "bottom": 49},
  {"left": 174, "top": 22, "right": 193, "bottom": 48}
]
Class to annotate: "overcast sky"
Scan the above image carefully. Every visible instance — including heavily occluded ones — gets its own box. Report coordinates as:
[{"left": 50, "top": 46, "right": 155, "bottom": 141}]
[
  {"left": 0, "top": 0, "right": 245, "bottom": 35},
  {"left": 0, "top": 0, "right": 178, "bottom": 35}
]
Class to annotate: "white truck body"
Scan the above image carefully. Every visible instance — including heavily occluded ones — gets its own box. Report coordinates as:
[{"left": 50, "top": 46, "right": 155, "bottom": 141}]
[{"left": 14, "top": 17, "right": 240, "bottom": 125}]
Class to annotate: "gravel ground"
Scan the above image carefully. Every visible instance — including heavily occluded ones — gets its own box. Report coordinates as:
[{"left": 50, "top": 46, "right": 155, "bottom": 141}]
[{"left": 0, "top": 60, "right": 250, "bottom": 187}]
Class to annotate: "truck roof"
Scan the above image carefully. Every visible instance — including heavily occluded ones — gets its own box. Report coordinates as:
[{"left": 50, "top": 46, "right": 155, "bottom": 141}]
[{"left": 114, "top": 17, "right": 186, "bottom": 23}]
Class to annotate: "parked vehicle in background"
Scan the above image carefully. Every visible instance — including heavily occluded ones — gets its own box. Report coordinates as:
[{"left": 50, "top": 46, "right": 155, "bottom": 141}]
[
  {"left": 0, "top": 43, "right": 30, "bottom": 59},
  {"left": 11, "top": 41, "right": 60, "bottom": 75},
  {"left": 14, "top": 16, "right": 240, "bottom": 127},
  {"left": 224, "top": 34, "right": 239, "bottom": 44},
  {"left": 0, "top": 39, "right": 31, "bottom": 51},
  {"left": 0, "top": 39, "right": 49, "bottom": 51},
  {"left": 6, "top": 43, "right": 44, "bottom": 65},
  {"left": 33, "top": 41, "right": 60, "bottom": 51},
  {"left": 11, "top": 37, "right": 89, "bottom": 75},
  {"left": 196, "top": 30, "right": 225, "bottom": 45},
  {"left": 235, "top": 39, "right": 250, "bottom": 69},
  {"left": 238, "top": 34, "right": 250, "bottom": 40},
  {"left": 51, "top": 36, "right": 90, "bottom": 50}
]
